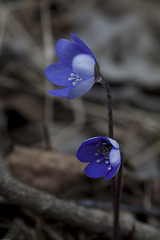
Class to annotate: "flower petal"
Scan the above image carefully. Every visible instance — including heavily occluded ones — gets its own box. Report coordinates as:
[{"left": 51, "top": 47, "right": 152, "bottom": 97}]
[
  {"left": 105, "top": 162, "right": 121, "bottom": 181},
  {"left": 71, "top": 33, "right": 96, "bottom": 62},
  {"left": 45, "top": 62, "right": 74, "bottom": 86},
  {"left": 109, "top": 148, "right": 121, "bottom": 168},
  {"left": 107, "top": 138, "right": 119, "bottom": 149},
  {"left": 76, "top": 137, "right": 101, "bottom": 163},
  {"left": 84, "top": 160, "right": 109, "bottom": 178},
  {"left": 56, "top": 39, "right": 83, "bottom": 68},
  {"left": 101, "top": 136, "right": 119, "bottom": 149},
  {"left": 68, "top": 77, "right": 94, "bottom": 99},
  {"left": 81, "top": 137, "right": 103, "bottom": 146},
  {"left": 47, "top": 87, "right": 72, "bottom": 98},
  {"left": 72, "top": 54, "right": 95, "bottom": 78}
]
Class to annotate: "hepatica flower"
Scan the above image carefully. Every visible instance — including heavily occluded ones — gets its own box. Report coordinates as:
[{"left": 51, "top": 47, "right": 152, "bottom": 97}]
[
  {"left": 76, "top": 136, "right": 121, "bottom": 181},
  {"left": 45, "top": 33, "right": 98, "bottom": 99}
]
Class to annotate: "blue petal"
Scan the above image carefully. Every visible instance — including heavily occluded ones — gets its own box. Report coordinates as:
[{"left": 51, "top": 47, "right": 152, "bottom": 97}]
[
  {"left": 56, "top": 39, "right": 83, "bottom": 68},
  {"left": 72, "top": 54, "right": 95, "bottom": 78},
  {"left": 80, "top": 137, "right": 103, "bottom": 146},
  {"left": 101, "top": 136, "right": 119, "bottom": 149},
  {"left": 84, "top": 160, "right": 109, "bottom": 178},
  {"left": 76, "top": 137, "right": 101, "bottom": 163},
  {"left": 71, "top": 33, "right": 97, "bottom": 62},
  {"left": 105, "top": 162, "right": 121, "bottom": 181},
  {"left": 68, "top": 77, "right": 94, "bottom": 99},
  {"left": 106, "top": 138, "right": 119, "bottom": 149},
  {"left": 109, "top": 148, "right": 121, "bottom": 168},
  {"left": 45, "top": 62, "right": 74, "bottom": 87},
  {"left": 47, "top": 87, "right": 72, "bottom": 98}
]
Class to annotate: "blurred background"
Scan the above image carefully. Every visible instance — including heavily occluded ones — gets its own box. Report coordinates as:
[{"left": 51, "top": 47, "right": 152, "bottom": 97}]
[{"left": 0, "top": 0, "right": 160, "bottom": 239}]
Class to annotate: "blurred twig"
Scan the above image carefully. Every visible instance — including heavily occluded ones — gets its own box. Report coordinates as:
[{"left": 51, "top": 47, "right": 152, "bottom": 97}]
[
  {"left": 40, "top": 1, "right": 56, "bottom": 150},
  {"left": 42, "top": 223, "right": 64, "bottom": 240},
  {"left": 3, "top": 220, "right": 20, "bottom": 240},
  {"left": 53, "top": 99, "right": 86, "bottom": 147},
  {"left": 0, "top": 6, "right": 9, "bottom": 52},
  {"left": 8, "top": 12, "right": 44, "bottom": 68},
  {"left": 71, "top": 199, "right": 160, "bottom": 219},
  {"left": 130, "top": 140, "right": 160, "bottom": 168}
]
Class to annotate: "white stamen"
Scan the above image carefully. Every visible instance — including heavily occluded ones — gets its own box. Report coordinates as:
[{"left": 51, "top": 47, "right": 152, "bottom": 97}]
[
  {"left": 105, "top": 160, "right": 109, "bottom": 164},
  {"left": 68, "top": 73, "right": 83, "bottom": 86},
  {"left": 72, "top": 82, "right": 76, "bottom": 86},
  {"left": 96, "top": 143, "right": 101, "bottom": 148},
  {"left": 96, "top": 159, "right": 102, "bottom": 163},
  {"left": 108, "top": 166, "right": 112, "bottom": 171},
  {"left": 75, "top": 78, "right": 82, "bottom": 82},
  {"left": 68, "top": 77, "right": 75, "bottom": 81},
  {"left": 94, "top": 152, "right": 100, "bottom": 156}
]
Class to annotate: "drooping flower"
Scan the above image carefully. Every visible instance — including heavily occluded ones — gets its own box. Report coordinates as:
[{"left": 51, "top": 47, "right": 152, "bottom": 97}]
[
  {"left": 76, "top": 136, "right": 121, "bottom": 181},
  {"left": 45, "top": 33, "right": 98, "bottom": 99}
]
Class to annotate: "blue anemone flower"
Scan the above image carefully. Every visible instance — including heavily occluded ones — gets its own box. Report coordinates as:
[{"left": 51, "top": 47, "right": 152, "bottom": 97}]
[
  {"left": 76, "top": 136, "right": 121, "bottom": 181},
  {"left": 45, "top": 33, "right": 97, "bottom": 99}
]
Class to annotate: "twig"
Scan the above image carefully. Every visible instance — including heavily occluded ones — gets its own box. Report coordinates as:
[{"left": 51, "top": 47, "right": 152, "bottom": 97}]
[
  {"left": 42, "top": 223, "right": 64, "bottom": 240},
  {"left": 40, "top": 1, "right": 56, "bottom": 150},
  {"left": 0, "top": 6, "right": 9, "bottom": 52},
  {"left": 130, "top": 140, "right": 160, "bottom": 167},
  {"left": 3, "top": 221, "right": 20, "bottom": 240},
  {"left": 71, "top": 199, "right": 160, "bottom": 218},
  {"left": 8, "top": 12, "right": 43, "bottom": 68},
  {"left": 53, "top": 99, "right": 86, "bottom": 148}
]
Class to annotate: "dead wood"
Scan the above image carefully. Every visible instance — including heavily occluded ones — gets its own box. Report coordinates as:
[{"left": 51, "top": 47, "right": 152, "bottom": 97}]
[{"left": 6, "top": 145, "right": 83, "bottom": 193}]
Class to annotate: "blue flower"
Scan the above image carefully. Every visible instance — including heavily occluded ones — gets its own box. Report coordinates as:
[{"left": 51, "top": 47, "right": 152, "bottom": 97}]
[
  {"left": 76, "top": 136, "right": 121, "bottom": 181},
  {"left": 45, "top": 33, "right": 97, "bottom": 99}
]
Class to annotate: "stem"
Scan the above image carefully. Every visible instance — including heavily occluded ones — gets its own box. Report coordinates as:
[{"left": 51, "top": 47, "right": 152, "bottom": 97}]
[
  {"left": 115, "top": 155, "right": 124, "bottom": 239},
  {"left": 99, "top": 75, "right": 121, "bottom": 240},
  {"left": 100, "top": 77, "right": 113, "bottom": 138}
]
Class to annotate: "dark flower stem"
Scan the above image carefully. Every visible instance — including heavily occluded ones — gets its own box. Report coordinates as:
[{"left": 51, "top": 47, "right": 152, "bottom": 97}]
[{"left": 99, "top": 75, "right": 122, "bottom": 240}]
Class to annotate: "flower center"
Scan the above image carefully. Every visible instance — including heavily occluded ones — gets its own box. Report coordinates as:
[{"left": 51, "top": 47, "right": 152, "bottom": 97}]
[
  {"left": 95, "top": 142, "right": 113, "bottom": 171},
  {"left": 102, "top": 143, "right": 112, "bottom": 159},
  {"left": 68, "top": 73, "right": 83, "bottom": 86}
]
